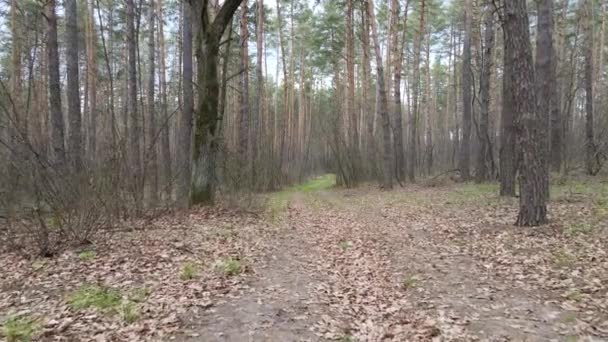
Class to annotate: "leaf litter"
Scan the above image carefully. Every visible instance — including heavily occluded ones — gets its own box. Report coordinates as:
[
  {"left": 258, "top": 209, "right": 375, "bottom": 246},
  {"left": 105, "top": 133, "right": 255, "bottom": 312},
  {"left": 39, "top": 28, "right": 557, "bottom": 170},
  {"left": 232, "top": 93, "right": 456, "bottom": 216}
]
[{"left": 1, "top": 181, "right": 607, "bottom": 341}]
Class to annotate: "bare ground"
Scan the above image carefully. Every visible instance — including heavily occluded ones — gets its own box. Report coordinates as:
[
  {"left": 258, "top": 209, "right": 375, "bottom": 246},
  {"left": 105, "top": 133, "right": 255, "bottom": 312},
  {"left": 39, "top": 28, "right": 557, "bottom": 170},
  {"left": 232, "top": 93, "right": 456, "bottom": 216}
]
[{"left": 2, "top": 181, "right": 607, "bottom": 341}]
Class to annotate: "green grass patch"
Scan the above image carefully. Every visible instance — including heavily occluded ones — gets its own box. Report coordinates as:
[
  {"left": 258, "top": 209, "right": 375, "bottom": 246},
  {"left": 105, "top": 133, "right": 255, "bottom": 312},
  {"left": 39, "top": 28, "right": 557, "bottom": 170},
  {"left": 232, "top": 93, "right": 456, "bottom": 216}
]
[
  {"left": 78, "top": 250, "right": 96, "bottom": 262},
  {"left": 553, "top": 249, "right": 577, "bottom": 268},
  {"left": 552, "top": 179, "right": 608, "bottom": 201},
  {"left": 128, "top": 287, "right": 151, "bottom": 303},
  {"left": 2, "top": 315, "right": 39, "bottom": 342},
  {"left": 267, "top": 174, "right": 336, "bottom": 221},
  {"left": 67, "top": 285, "right": 142, "bottom": 323},
  {"left": 67, "top": 285, "right": 122, "bottom": 313},
  {"left": 565, "top": 290, "right": 583, "bottom": 302},
  {"left": 180, "top": 262, "right": 199, "bottom": 281},
  {"left": 214, "top": 257, "right": 242, "bottom": 276},
  {"left": 120, "top": 301, "right": 139, "bottom": 324},
  {"left": 444, "top": 183, "right": 498, "bottom": 204},
  {"left": 402, "top": 275, "right": 418, "bottom": 290},
  {"left": 338, "top": 240, "right": 352, "bottom": 251},
  {"left": 338, "top": 334, "right": 354, "bottom": 342},
  {"left": 564, "top": 222, "right": 595, "bottom": 236}
]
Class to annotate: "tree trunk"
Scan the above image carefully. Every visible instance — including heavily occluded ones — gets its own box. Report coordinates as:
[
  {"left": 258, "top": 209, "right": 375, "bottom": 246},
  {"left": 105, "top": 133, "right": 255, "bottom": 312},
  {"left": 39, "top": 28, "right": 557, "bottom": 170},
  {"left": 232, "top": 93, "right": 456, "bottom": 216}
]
[
  {"left": 361, "top": 0, "right": 375, "bottom": 178},
  {"left": 368, "top": 0, "right": 393, "bottom": 189},
  {"left": 408, "top": 0, "right": 425, "bottom": 182},
  {"left": 535, "top": 0, "right": 556, "bottom": 197},
  {"left": 255, "top": 0, "right": 264, "bottom": 188},
  {"left": 238, "top": 1, "right": 250, "bottom": 185},
  {"left": 192, "top": 0, "right": 243, "bottom": 204},
  {"left": 476, "top": 4, "right": 495, "bottom": 182},
  {"left": 158, "top": 0, "right": 172, "bottom": 199},
  {"left": 459, "top": 0, "right": 472, "bottom": 181},
  {"left": 500, "top": 19, "right": 517, "bottom": 196},
  {"left": 127, "top": 0, "right": 142, "bottom": 205},
  {"left": 582, "top": 0, "right": 598, "bottom": 175},
  {"left": 392, "top": 0, "right": 410, "bottom": 182},
  {"left": 86, "top": 0, "right": 98, "bottom": 163},
  {"left": 346, "top": 0, "right": 360, "bottom": 184},
  {"left": 504, "top": 0, "right": 548, "bottom": 226},
  {"left": 147, "top": 0, "right": 158, "bottom": 205},
  {"left": 66, "top": 0, "right": 83, "bottom": 170},
  {"left": 45, "top": 0, "right": 65, "bottom": 165},
  {"left": 177, "top": 1, "right": 194, "bottom": 207}
]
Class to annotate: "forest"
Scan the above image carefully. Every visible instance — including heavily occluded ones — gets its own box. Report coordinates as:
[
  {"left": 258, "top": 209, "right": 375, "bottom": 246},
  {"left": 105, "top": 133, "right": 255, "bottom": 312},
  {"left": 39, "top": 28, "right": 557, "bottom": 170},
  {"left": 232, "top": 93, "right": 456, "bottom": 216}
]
[{"left": 0, "top": 0, "right": 607, "bottom": 340}]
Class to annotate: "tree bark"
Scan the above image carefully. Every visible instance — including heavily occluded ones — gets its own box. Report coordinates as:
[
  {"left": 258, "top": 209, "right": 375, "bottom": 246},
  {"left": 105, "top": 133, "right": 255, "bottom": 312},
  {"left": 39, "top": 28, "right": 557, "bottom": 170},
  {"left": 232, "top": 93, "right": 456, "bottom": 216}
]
[
  {"left": 86, "top": 0, "right": 98, "bottom": 163},
  {"left": 582, "top": 0, "right": 598, "bottom": 175},
  {"left": 368, "top": 0, "right": 393, "bottom": 189},
  {"left": 66, "top": 0, "right": 83, "bottom": 170},
  {"left": 392, "top": 0, "right": 410, "bottom": 182},
  {"left": 158, "top": 0, "right": 172, "bottom": 198},
  {"left": 500, "top": 17, "right": 517, "bottom": 196},
  {"left": 504, "top": 0, "right": 548, "bottom": 226},
  {"left": 238, "top": 1, "right": 250, "bottom": 185},
  {"left": 127, "top": 0, "right": 142, "bottom": 205},
  {"left": 177, "top": 1, "right": 194, "bottom": 207},
  {"left": 192, "top": 0, "right": 244, "bottom": 204},
  {"left": 535, "top": 0, "right": 556, "bottom": 197},
  {"left": 408, "top": 0, "right": 425, "bottom": 182},
  {"left": 459, "top": 0, "right": 472, "bottom": 181},
  {"left": 45, "top": 0, "right": 65, "bottom": 165},
  {"left": 148, "top": 0, "right": 158, "bottom": 205},
  {"left": 346, "top": 0, "right": 360, "bottom": 184},
  {"left": 476, "top": 4, "right": 495, "bottom": 182}
]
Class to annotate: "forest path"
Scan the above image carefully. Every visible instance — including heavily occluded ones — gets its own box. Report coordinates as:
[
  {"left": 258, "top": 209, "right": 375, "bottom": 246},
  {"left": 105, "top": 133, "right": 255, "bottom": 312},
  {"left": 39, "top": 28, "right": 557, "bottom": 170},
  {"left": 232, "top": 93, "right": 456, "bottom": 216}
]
[{"left": 184, "top": 180, "right": 607, "bottom": 341}]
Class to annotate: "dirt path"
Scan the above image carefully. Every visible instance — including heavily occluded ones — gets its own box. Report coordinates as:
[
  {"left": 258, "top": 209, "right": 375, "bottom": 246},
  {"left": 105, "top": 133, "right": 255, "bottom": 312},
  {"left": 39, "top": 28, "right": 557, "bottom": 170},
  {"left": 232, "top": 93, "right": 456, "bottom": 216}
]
[{"left": 182, "top": 185, "right": 607, "bottom": 341}]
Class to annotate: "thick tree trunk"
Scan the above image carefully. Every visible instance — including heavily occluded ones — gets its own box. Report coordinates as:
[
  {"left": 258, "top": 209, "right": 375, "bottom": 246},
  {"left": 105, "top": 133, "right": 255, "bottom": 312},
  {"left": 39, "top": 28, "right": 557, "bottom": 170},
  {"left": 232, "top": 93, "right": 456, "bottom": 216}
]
[
  {"left": 66, "top": 0, "right": 83, "bottom": 170},
  {"left": 459, "top": 0, "right": 472, "bottom": 181},
  {"left": 45, "top": 0, "right": 65, "bottom": 164},
  {"left": 192, "top": 0, "right": 243, "bottom": 204},
  {"left": 476, "top": 5, "right": 495, "bottom": 182},
  {"left": 504, "top": 0, "right": 548, "bottom": 226},
  {"left": 368, "top": 0, "right": 393, "bottom": 189},
  {"left": 535, "top": 0, "right": 556, "bottom": 197}
]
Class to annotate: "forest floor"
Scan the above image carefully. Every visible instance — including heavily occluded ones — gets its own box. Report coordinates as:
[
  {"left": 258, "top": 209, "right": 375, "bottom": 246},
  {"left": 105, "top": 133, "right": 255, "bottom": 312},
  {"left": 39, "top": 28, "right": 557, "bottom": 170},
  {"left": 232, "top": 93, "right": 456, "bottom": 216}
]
[{"left": 1, "top": 175, "right": 608, "bottom": 341}]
